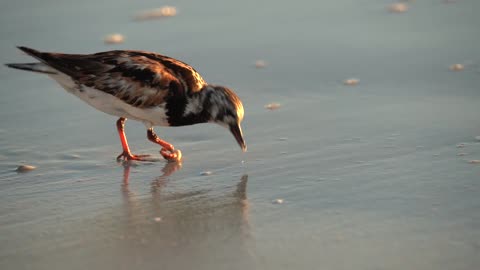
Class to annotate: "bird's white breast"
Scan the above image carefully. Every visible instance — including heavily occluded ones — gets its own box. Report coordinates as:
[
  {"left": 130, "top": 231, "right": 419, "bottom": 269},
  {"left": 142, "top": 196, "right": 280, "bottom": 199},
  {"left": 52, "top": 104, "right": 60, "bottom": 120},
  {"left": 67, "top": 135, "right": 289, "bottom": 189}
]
[{"left": 48, "top": 72, "right": 170, "bottom": 127}]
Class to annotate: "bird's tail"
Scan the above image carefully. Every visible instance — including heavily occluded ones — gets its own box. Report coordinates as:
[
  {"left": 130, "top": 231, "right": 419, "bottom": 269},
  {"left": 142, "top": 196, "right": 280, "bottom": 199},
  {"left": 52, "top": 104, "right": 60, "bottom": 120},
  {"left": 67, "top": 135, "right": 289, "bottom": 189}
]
[
  {"left": 5, "top": 62, "right": 57, "bottom": 74},
  {"left": 5, "top": 46, "right": 57, "bottom": 74}
]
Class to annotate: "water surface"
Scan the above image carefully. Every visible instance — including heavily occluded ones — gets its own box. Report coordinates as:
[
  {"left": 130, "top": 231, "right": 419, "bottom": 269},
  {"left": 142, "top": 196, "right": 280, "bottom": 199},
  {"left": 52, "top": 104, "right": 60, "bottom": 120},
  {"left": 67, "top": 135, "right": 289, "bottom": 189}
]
[{"left": 1, "top": 0, "right": 479, "bottom": 269}]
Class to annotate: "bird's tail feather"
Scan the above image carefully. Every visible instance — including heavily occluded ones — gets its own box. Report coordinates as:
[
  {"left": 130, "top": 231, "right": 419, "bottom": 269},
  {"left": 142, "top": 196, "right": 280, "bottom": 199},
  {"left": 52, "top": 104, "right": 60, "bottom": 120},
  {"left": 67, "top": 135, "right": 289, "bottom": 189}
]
[
  {"left": 5, "top": 62, "right": 57, "bottom": 74},
  {"left": 5, "top": 46, "right": 57, "bottom": 74}
]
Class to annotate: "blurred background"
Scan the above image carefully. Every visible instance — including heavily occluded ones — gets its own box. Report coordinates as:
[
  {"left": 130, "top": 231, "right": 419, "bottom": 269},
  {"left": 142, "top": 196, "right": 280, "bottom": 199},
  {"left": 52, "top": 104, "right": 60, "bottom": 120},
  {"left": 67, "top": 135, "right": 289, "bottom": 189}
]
[{"left": 0, "top": 0, "right": 479, "bottom": 269}]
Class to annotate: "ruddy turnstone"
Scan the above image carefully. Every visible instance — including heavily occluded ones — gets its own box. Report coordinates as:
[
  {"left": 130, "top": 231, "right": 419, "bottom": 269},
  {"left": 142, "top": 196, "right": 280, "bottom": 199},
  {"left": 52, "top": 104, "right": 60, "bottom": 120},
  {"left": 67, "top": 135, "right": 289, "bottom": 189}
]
[{"left": 6, "top": 46, "right": 246, "bottom": 161}]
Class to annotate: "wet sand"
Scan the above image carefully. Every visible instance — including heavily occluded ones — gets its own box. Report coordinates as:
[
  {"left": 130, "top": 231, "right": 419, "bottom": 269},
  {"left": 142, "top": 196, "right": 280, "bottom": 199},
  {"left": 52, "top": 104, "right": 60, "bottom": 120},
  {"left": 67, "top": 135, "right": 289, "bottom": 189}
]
[{"left": 1, "top": 0, "right": 480, "bottom": 269}]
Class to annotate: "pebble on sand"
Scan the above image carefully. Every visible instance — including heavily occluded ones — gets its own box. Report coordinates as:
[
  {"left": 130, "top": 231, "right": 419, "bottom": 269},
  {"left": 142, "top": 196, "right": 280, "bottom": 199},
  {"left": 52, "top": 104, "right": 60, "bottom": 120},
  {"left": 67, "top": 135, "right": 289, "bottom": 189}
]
[
  {"left": 343, "top": 78, "right": 359, "bottom": 86},
  {"left": 272, "top": 199, "right": 284, "bottom": 204},
  {"left": 135, "top": 6, "right": 177, "bottom": 21},
  {"left": 388, "top": 3, "right": 408, "bottom": 13},
  {"left": 449, "top": 64, "right": 464, "bottom": 71},
  {"left": 265, "top": 103, "right": 281, "bottom": 110},
  {"left": 16, "top": 165, "right": 36, "bottom": 173},
  {"left": 104, "top": 34, "right": 125, "bottom": 45},
  {"left": 255, "top": 60, "right": 267, "bottom": 69},
  {"left": 469, "top": 160, "right": 480, "bottom": 164}
]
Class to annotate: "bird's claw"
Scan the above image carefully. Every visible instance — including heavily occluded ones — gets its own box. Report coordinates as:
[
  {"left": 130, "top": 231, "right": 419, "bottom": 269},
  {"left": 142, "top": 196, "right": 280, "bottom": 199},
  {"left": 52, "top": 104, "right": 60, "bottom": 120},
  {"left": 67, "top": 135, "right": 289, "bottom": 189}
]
[
  {"left": 116, "top": 151, "right": 151, "bottom": 161},
  {"left": 160, "top": 148, "right": 182, "bottom": 162},
  {"left": 116, "top": 147, "right": 180, "bottom": 162}
]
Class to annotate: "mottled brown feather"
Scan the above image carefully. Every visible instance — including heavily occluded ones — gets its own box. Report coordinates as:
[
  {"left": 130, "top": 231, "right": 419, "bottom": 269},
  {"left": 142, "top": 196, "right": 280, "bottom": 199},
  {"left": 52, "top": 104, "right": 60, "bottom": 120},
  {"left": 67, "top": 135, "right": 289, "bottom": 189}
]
[{"left": 21, "top": 49, "right": 207, "bottom": 108}]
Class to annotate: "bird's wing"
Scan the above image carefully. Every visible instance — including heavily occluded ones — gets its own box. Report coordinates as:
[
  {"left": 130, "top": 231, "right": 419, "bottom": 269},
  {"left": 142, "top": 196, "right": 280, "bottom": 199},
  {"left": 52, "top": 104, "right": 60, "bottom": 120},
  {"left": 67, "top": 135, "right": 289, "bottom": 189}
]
[{"left": 17, "top": 47, "right": 207, "bottom": 108}]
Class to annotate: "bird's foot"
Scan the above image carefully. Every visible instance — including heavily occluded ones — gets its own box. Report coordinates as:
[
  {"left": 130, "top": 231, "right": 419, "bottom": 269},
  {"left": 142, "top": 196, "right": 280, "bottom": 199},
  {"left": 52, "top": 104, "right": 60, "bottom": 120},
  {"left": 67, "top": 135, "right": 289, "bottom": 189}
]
[
  {"left": 160, "top": 148, "right": 182, "bottom": 162},
  {"left": 116, "top": 151, "right": 151, "bottom": 161}
]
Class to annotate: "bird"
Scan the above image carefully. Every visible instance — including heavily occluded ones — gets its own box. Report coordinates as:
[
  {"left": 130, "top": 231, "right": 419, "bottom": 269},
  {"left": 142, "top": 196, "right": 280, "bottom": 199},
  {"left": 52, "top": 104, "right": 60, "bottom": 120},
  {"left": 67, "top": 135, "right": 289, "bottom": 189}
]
[{"left": 6, "top": 46, "right": 246, "bottom": 161}]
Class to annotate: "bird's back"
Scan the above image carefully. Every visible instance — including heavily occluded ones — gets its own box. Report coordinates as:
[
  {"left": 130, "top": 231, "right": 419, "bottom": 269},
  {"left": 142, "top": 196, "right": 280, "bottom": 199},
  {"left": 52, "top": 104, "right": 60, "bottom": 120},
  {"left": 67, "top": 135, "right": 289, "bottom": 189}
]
[{"left": 12, "top": 47, "right": 207, "bottom": 108}]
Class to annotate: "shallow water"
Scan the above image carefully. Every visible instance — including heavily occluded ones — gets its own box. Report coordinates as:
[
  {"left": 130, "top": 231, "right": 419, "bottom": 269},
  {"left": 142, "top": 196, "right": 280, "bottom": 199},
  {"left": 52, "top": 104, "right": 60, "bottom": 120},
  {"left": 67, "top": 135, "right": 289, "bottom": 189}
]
[{"left": 1, "top": 0, "right": 480, "bottom": 269}]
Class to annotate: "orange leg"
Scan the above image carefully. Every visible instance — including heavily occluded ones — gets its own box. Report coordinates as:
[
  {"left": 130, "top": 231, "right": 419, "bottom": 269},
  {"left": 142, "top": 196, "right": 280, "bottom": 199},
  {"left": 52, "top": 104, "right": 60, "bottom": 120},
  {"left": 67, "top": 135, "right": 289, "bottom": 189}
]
[
  {"left": 116, "top": 118, "right": 150, "bottom": 161},
  {"left": 147, "top": 128, "right": 178, "bottom": 160}
]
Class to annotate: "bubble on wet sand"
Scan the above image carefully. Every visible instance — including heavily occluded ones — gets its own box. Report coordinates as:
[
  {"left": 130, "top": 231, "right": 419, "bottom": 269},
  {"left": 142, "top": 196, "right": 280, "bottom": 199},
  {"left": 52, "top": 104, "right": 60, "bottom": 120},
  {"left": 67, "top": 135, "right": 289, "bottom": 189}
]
[
  {"left": 388, "top": 3, "right": 408, "bottom": 13},
  {"left": 272, "top": 198, "right": 284, "bottom": 204},
  {"left": 16, "top": 164, "right": 36, "bottom": 173},
  {"left": 134, "top": 6, "right": 177, "bottom": 21},
  {"left": 104, "top": 34, "right": 125, "bottom": 45},
  {"left": 449, "top": 64, "right": 464, "bottom": 71},
  {"left": 265, "top": 103, "right": 281, "bottom": 110}
]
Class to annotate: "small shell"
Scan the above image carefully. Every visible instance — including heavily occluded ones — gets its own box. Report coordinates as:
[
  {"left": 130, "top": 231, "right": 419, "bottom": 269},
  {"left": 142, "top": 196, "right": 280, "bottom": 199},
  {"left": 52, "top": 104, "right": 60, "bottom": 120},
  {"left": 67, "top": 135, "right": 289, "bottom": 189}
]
[
  {"left": 449, "top": 64, "right": 464, "bottom": 71},
  {"left": 63, "top": 154, "right": 81, "bottom": 160},
  {"left": 265, "top": 103, "right": 281, "bottom": 110},
  {"left": 388, "top": 3, "right": 408, "bottom": 13},
  {"left": 135, "top": 6, "right": 177, "bottom": 21},
  {"left": 104, "top": 34, "right": 125, "bottom": 45},
  {"left": 16, "top": 165, "right": 36, "bottom": 173},
  {"left": 272, "top": 198, "right": 284, "bottom": 204},
  {"left": 255, "top": 60, "right": 267, "bottom": 69},
  {"left": 343, "top": 78, "right": 359, "bottom": 86},
  {"left": 153, "top": 217, "right": 162, "bottom": 222},
  {"left": 159, "top": 6, "right": 177, "bottom": 17}
]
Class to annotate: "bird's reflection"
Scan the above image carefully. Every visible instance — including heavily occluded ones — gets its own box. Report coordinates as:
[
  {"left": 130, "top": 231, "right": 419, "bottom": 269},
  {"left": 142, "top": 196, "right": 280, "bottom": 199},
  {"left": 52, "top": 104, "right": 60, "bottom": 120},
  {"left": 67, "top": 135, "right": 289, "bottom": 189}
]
[
  {"left": 122, "top": 159, "right": 183, "bottom": 187},
  {"left": 114, "top": 160, "right": 255, "bottom": 270}
]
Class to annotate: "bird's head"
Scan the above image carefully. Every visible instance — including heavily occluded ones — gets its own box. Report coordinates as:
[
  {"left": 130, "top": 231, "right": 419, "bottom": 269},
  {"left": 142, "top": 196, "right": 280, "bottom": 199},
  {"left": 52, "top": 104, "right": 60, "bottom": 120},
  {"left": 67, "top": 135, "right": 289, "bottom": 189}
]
[{"left": 206, "top": 85, "right": 246, "bottom": 152}]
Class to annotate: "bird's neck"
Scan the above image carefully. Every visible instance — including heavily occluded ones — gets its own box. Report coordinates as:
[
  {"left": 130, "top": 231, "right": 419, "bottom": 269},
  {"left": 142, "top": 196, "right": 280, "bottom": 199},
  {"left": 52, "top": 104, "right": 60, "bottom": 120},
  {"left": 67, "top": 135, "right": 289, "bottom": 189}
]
[{"left": 166, "top": 85, "right": 216, "bottom": 126}]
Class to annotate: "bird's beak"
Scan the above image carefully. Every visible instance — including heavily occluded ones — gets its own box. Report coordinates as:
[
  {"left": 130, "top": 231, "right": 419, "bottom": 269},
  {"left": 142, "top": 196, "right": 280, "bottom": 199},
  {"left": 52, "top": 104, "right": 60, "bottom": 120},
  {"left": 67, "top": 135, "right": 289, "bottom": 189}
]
[{"left": 230, "top": 123, "right": 247, "bottom": 152}]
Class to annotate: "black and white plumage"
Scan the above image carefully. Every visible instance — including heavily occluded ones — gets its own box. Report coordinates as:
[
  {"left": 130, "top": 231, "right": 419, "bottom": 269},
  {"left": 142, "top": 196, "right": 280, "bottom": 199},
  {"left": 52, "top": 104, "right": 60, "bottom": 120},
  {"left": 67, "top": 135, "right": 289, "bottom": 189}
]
[{"left": 6, "top": 46, "right": 246, "bottom": 161}]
